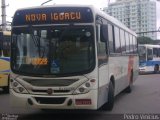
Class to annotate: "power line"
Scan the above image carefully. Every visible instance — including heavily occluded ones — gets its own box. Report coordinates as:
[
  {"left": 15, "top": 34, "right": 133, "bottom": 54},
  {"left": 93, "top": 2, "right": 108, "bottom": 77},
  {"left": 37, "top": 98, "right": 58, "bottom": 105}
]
[{"left": 41, "top": 0, "right": 52, "bottom": 6}]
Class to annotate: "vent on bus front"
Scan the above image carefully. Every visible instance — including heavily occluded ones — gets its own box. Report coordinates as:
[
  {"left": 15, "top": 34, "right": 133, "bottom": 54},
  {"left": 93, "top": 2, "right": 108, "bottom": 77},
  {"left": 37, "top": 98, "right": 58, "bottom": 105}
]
[
  {"left": 32, "top": 89, "right": 70, "bottom": 93},
  {"left": 34, "top": 97, "right": 66, "bottom": 104},
  {"left": 23, "top": 78, "right": 78, "bottom": 86}
]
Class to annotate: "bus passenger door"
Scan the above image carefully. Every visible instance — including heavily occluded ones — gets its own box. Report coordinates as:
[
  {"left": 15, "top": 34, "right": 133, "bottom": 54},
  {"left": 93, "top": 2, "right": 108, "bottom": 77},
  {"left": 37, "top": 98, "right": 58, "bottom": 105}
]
[{"left": 96, "top": 23, "right": 109, "bottom": 107}]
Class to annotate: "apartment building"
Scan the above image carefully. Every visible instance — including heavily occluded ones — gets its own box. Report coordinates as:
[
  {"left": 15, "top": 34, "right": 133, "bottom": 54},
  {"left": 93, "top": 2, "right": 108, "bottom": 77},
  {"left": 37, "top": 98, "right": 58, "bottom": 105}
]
[{"left": 104, "top": 0, "right": 157, "bottom": 40}]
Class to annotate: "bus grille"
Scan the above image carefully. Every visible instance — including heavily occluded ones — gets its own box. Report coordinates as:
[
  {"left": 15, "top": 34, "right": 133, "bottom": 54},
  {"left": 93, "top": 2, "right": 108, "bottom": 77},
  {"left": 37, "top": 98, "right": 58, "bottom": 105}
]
[
  {"left": 23, "top": 78, "right": 78, "bottom": 87},
  {"left": 32, "top": 89, "right": 70, "bottom": 93},
  {"left": 34, "top": 97, "right": 66, "bottom": 104}
]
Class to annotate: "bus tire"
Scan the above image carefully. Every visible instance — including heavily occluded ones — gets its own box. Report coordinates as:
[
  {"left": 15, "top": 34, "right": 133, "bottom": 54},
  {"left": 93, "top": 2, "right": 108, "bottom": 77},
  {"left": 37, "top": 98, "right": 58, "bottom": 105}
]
[
  {"left": 101, "top": 81, "right": 114, "bottom": 111},
  {"left": 125, "top": 84, "right": 132, "bottom": 93},
  {"left": 3, "top": 86, "right": 9, "bottom": 93}
]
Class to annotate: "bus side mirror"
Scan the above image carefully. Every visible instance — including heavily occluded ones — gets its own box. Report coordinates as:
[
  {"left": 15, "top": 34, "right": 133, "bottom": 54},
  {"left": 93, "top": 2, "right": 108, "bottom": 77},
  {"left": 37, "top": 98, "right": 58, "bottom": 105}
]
[{"left": 100, "top": 25, "right": 108, "bottom": 42}]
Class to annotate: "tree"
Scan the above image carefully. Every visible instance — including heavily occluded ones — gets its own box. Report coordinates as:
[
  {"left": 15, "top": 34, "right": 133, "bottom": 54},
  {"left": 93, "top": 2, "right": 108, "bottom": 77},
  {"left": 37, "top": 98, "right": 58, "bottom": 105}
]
[{"left": 137, "top": 36, "right": 155, "bottom": 44}]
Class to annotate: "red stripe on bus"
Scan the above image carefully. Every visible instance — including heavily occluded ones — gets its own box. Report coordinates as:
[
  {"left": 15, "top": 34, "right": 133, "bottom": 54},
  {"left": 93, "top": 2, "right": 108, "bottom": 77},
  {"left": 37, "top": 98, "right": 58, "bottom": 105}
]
[{"left": 128, "top": 56, "right": 134, "bottom": 82}]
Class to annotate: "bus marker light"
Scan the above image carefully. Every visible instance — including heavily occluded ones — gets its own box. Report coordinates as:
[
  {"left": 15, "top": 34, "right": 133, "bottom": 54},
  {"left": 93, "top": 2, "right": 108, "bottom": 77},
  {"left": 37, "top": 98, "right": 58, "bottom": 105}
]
[
  {"left": 79, "top": 87, "right": 85, "bottom": 93},
  {"left": 13, "top": 82, "right": 18, "bottom": 87},
  {"left": 75, "top": 99, "right": 92, "bottom": 105},
  {"left": 18, "top": 87, "right": 24, "bottom": 93},
  {"left": 85, "top": 82, "right": 90, "bottom": 87}
]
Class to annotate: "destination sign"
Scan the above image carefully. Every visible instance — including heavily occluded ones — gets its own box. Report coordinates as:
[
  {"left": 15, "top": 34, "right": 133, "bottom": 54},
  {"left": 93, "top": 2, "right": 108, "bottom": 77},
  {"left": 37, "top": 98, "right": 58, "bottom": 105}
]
[
  {"left": 12, "top": 7, "right": 93, "bottom": 26},
  {"left": 25, "top": 12, "right": 81, "bottom": 22}
]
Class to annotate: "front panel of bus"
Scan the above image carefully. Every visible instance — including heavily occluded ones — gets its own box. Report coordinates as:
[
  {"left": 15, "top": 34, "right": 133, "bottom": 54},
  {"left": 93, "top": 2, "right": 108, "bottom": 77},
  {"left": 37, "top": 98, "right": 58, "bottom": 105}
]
[{"left": 10, "top": 6, "right": 102, "bottom": 109}]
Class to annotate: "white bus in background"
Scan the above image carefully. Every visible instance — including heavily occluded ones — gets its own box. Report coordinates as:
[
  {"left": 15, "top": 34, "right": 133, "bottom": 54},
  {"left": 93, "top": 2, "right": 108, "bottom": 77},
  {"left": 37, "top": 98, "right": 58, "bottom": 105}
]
[
  {"left": 139, "top": 44, "right": 160, "bottom": 74},
  {"left": 10, "top": 5, "right": 139, "bottom": 111}
]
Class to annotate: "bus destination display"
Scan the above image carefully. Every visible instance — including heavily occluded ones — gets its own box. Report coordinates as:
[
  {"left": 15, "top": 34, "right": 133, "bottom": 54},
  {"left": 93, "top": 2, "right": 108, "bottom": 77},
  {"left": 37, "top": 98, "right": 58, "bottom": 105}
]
[{"left": 12, "top": 7, "right": 93, "bottom": 25}]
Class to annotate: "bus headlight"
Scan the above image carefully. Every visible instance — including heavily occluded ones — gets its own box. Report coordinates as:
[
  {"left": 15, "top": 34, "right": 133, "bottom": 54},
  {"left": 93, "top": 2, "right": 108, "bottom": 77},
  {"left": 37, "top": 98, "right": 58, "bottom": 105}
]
[
  {"left": 10, "top": 79, "right": 28, "bottom": 94},
  {"left": 73, "top": 79, "right": 95, "bottom": 94}
]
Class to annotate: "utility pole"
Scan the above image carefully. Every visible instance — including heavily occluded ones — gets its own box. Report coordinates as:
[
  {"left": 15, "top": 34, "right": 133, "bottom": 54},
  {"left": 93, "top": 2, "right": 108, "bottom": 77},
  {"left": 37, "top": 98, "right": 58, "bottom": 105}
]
[
  {"left": 108, "top": 0, "right": 110, "bottom": 6},
  {"left": 1, "top": 0, "right": 7, "bottom": 31}
]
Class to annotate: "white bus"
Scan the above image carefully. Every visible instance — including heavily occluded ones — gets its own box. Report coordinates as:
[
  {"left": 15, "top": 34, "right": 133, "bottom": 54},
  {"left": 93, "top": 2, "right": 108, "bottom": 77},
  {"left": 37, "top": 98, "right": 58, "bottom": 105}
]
[
  {"left": 10, "top": 5, "right": 139, "bottom": 111},
  {"left": 139, "top": 44, "right": 160, "bottom": 74}
]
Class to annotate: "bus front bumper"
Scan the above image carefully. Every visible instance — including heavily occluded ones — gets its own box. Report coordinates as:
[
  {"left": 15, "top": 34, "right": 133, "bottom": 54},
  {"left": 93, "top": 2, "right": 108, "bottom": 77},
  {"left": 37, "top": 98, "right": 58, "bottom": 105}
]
[{"left": 10, "top": 89, "right": 98, "bottom": 110}]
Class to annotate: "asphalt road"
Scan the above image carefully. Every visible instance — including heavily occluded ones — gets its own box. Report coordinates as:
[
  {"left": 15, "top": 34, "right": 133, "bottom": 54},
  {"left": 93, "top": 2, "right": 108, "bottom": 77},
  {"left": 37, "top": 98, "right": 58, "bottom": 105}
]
[{"left": 0, "top": 74, "right": 160, "bottom": 120}]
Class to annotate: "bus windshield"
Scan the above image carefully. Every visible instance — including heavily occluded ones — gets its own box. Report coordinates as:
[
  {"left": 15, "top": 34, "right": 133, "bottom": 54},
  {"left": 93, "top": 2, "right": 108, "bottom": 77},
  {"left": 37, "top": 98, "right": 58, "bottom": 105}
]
[{"left": 11, "top": 25, "right": 95, "bottom": 75}]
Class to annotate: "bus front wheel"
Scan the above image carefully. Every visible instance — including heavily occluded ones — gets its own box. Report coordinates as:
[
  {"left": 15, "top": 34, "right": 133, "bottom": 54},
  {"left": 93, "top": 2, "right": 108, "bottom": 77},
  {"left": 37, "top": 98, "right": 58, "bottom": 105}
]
[
  {"left": 3, "top": 86, "right": 9, "bottom": 93},
  {"left": 101, "top": 81, "right": 114, "bottom": 111}
]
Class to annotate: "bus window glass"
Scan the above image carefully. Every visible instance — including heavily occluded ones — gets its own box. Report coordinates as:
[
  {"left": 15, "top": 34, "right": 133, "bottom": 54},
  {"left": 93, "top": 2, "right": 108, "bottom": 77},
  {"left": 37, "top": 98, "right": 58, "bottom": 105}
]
[
  {"left": 135, "top": 36, "right": 137, "bottom": 53},
  {"left": 41, "top": 30, "right": 47, "bottom": 38},
  {"left": 129, "top": 34, "right": 133, "bottom": 53},
  {"left": 132, "top": 36, "right": 135, "bottom": 53},
  {"left": 120, "top": 29, "right": 125, "bottom": 53},
  {"left": 125, "top": 32, "right": 130, "bottom": 53},
  {"left": 114, "top": 26, "right": 121, "bottom": 53},
  {"left": 3, "top": 35, "right": 11, "bottom": 57},
  {"left": 100, "top": 24, "right": 108, "bottom": 42},
  {"left": 98, "top": 24, "right": 108, "bottom": 65},
  {"left": 108, "top": 23, "right": 114, "bottom": 53},
  {"left": 138, "top": 46, "right": 146, "bottom": 62},
  {"left": 147, "top": 48, "right": 153, "bottom": 60},
  {"left": 153, "top": 48, "right": 160, "bottom": 57}
]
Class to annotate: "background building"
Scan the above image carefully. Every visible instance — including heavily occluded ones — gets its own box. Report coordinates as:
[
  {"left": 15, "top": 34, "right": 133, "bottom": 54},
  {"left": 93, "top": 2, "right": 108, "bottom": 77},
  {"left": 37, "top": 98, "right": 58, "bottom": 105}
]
[{"left": 104, "top": 0, "right": 157, "bottom": 40}]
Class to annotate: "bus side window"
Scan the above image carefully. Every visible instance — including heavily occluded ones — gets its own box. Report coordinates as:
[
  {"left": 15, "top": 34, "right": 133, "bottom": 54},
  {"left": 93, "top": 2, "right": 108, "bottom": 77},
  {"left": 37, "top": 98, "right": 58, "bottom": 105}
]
[
  {"left": 100, "top": 24, "right": 108, "bottom": 43},
  {"left": 147, "top": 48, "right": 153, "bottom": 60},
  {"left": 114, "top": 26, "right": 121, "bottom": 53},
  {"left": 125, "top": 32, "right": 130, "bottom": 54},
  {"left": 120, "top": 29, "right": 125, "bottom": 54},
  {"left": 97, "top": 23, "right": 109, "bottom": 65},
  {"left": 108, "top": 23, "right": 114, "bottom": 53},
  {"left": 153, "top": 48, "right": 159, "bottom": 57}
]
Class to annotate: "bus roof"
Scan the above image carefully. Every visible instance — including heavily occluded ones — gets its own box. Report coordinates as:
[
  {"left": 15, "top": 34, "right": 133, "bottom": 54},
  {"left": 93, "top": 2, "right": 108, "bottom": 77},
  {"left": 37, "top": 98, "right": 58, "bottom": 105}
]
[{"left": 13, "top": 4, "right": 136, "bottom": 36}]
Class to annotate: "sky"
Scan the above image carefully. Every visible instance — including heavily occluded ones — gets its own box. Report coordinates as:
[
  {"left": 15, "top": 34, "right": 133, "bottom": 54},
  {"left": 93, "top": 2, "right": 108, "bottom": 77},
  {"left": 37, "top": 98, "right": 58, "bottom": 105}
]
[{"left": 1, "top": 0, "right": 160, "bottom": 39}]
